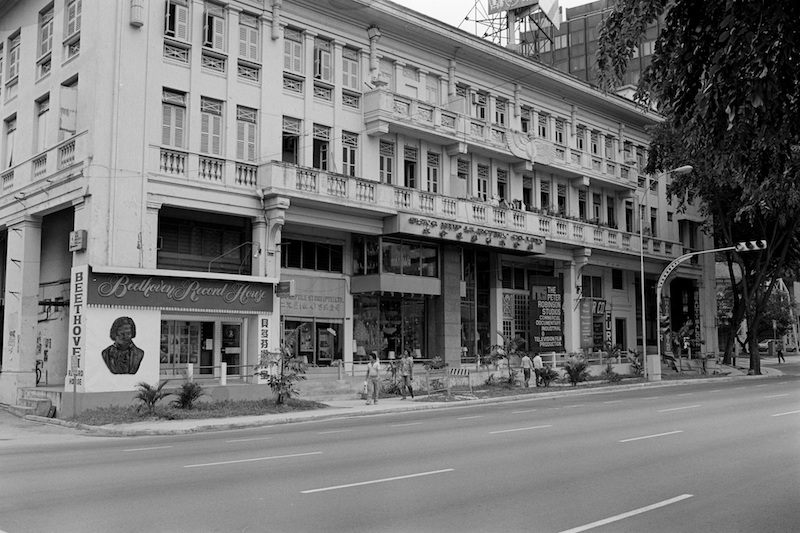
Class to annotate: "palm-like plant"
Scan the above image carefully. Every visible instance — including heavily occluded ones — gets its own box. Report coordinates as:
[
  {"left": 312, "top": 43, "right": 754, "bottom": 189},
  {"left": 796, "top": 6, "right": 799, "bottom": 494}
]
[
  {"left": 171, "top": 381, "right": 206, "bottom": 410},
  {"left": 562, "top": 356, "right": 590, "bottom": 386},
  {"left": 487, "top": 332, "right": 527, "bottom": 384},
  {"left": 133, "top": 381, "right": 172, "bottom": 415}
]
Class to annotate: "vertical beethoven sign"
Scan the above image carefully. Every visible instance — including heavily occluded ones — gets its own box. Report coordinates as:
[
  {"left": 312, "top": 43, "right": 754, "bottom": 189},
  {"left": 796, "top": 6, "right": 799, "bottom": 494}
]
[{"left": 65, "top": 265, "right": 87, "bottom": 392}]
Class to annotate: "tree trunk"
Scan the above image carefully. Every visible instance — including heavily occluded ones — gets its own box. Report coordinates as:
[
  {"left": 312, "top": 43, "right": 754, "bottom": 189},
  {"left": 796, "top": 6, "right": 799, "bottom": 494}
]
[{"left": 747, "top": 336, "right": 762, "bottom": 375}]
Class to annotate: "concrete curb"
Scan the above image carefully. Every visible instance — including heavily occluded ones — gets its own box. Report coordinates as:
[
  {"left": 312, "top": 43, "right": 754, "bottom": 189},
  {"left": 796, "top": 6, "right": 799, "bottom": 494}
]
[{"left": 32, "top": 370, "right": 781, "bottom": 437}]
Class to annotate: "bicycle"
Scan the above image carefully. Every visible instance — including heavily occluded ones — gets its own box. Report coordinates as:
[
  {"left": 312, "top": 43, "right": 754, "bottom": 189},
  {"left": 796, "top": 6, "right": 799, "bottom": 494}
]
[{"left": 35, "top": 359, "right": 43, "bottom": 385}]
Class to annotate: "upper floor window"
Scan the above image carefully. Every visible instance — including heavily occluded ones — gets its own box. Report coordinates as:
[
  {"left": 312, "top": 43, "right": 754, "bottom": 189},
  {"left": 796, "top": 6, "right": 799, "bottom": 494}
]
[
  {"left": 576, "top": 126, "right": 586, "bottom": 151},
  {"left": 282, "top": 116, "right": 300, "bottom": 164},
  {"left": 538, "top": 113, "right": 548, "bottom": 139},
  {"left": 581, "top": 275, "right": 602, "bottom": 299},
  {"left": 426, "top": 152, "right": 440, "bottom": 193},
  {"left": 342, "top": 47, "right": 360, "bottom": 91},
  {"left": 312, "top": 124, "right": 330, "bottom": 170},
  {"left": 379, "top": 140, "right": 394, "bottom": 184},
  {"left": 6, "top": 34, "right": 20, "bottom": 81},
  {"left": 342, "top": 131, "right": 358, "bottom": 177},
  {"left": 65, "top": 0, "right": 82, "bottom": 41},
  {"left": 238, "top": 13, "right": 260, "bottom": 62},
  {"left": 494, "top": 99, "right": 507, "bottom": 126},
  {"left": 591, "top": 131, "right": 600, "bottom": 155},
  {"left": 165, "top": 0, "right": 189, "bottom": 40},
  {"left": 39, "top": 7, "right": 54, "bottom": 58},
  {"left": 477, "top": 163, "right": 489, "bottom": 201},
  {"left": 284, "top": 28, "right": 303, "bottom": 74},
  {"left": 473, "top": 92, "right": 487, "bottom": 121},
  {"left": 4, "top": 117, "right": 16, "bottom": 169},
  {"left": 36, "top": 96, "right": 50, "bottom": 153},
  {"left": 59, "top": 79, "right": 78, "bottom": 141},
  {"left": 236, "top": 106, "right": 257, "bottom": 161},
  {"left": 425, "top": 74, "right": 439, "bottom": 105},
  {"left": 200, "top": 97, "right": 223, "bottom": 155},
  {"left": 203, "top": 3, "right": 226, "bottom": 51},
  {"left": 554, "top": 118, "right": 565, "bottom": 145},
  {"left": 605, "top": 136, "right": 614, "bottom": 160},
  {"left": 162, "top": 89, "right": 187, "bottom": 149},
  {"left": 313, "top": 38, "right": 332, "bottom": 83},
  {"left": 520, "top": 107, "right": 531, "bottom": 133}
]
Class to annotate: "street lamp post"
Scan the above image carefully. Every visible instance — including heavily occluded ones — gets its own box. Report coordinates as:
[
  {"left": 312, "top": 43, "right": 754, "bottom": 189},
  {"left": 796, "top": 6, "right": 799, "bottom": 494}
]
[{"left": 640, "top": 165, "right": 693, "bottom": 381}]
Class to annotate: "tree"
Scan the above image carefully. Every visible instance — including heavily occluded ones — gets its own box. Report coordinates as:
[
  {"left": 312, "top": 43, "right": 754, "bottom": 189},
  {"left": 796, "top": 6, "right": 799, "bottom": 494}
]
[{"left": 597, "top": 0, "right": 800, "bottom": 373}]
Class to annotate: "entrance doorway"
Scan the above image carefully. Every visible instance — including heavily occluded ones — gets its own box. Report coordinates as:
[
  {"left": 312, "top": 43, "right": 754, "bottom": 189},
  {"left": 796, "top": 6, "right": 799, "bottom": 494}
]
[
  {"left": 615, "top": 318, "right": 627, "bottom": 351},
  {"left": 283, "top": 319, "right": 343, "bottom": 366}
]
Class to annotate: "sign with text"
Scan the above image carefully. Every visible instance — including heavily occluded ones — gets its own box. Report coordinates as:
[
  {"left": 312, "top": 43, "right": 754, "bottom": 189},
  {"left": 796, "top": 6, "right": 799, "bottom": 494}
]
[
  {"left": 279, "top": 275, "right": 345, "bottom": 319},
  {"left": 530, "top": 276, "right": 564, "bottom": 352},
  {"left": 386, "top": 213, "right": 546, "bottom": 255},
  {"left": 87, "top": 271, "right": 273, "bottom": 312},
  {"left": 579, "top": 299, "right": 593, "bottom": 349}
]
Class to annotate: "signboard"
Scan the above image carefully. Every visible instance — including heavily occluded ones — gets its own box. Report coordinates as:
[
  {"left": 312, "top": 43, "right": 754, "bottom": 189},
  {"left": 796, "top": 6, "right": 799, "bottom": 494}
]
[
  {"left": 580, "top": 299, "right": 593, "bottom": 349},
  {"left": 87, "top": 271, "right": 274, "bottom": 312},
  {"left": 530, "top": 276, "right": 564, "bottom": 352},
  {"left": 488, "top": 0, "right": 540, "bottom": 15},
  {"left": 279, "top": 275, "right": 345, "bottom": 319},
  {"left": 387, "top": 213, "right": 546, "bottom": 255},
  {"left": 68, "top": 229, "right": 87, "bottom": 252},
  {"left": 276, "top": 280, "right": 295, "bottom": 297}
]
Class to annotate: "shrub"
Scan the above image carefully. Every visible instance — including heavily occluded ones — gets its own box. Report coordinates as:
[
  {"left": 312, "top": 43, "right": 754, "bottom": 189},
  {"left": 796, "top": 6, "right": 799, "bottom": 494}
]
[
  {"left": 538, "top": 365, "right": 559, "bottom": 387},
  {"left": 134, "top": 381, "right": 172, "bottom": 415},
  {"left": 600, "top": 362, "right": 622, "bottom": 383},
  {"left": 423, "top": 356, "right": 447, "bottom": 370},
  {"left": 171, "top": 381, "right": 206, "bottom": 410},
  {"left": 562, "top": 356, "right": 590, "bottom": 386},
  {"left": 626, "top": 350, "right": 644, "bottom": 376}
]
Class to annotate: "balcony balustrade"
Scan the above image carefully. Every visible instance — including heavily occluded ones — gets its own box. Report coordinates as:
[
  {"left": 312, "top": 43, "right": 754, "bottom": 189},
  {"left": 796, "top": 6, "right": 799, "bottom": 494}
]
[{"left": 0, "top": 132, "right": 85, "bottom": 196}]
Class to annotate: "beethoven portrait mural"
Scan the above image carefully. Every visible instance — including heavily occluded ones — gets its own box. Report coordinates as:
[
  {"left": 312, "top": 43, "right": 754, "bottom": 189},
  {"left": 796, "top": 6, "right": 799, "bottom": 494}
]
[{"left": 102, "top": 316, "right": 145, "bottom": 374}]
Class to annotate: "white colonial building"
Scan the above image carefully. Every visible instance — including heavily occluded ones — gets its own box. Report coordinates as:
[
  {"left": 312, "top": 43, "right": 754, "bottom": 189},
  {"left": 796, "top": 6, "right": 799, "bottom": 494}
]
[{"left": 0, "top": 0, "right": 715, "bottom": 415}]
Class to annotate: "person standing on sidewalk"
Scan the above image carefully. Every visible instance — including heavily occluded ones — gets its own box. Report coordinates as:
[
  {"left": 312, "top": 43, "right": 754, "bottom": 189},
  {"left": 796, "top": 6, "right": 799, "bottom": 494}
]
[
  {"left": 532, "top": 353, "right": 544, "bottom": 386},
  {"left": 777, "top": 346, "right": 786, "bottom": 363},
  {"left": 365, "top": 352, "right": 381, "bottom": 404},
  {"left": 399, "top": 350, "right": 415, "bottom": 399},
  {"left": 520, "top": 353, "right": 533, "bottom": 387}
]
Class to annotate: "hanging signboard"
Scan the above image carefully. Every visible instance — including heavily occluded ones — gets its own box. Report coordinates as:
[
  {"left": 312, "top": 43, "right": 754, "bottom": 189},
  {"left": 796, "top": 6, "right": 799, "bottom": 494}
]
[{"left": 529, "top": 276, "right": 564, "bottom": 352}]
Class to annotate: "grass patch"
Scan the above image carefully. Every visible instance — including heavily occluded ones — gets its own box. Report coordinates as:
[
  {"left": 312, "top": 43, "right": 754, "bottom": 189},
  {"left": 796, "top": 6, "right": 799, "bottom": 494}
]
[{"left": 69, "top": 397, "right": 329, "bottom": 426}]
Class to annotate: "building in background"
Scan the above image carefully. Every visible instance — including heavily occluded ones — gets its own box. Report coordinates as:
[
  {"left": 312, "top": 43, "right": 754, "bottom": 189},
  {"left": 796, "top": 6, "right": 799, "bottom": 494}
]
[{"left": 0, "top": 0, "right": 714, "bottom": 414}]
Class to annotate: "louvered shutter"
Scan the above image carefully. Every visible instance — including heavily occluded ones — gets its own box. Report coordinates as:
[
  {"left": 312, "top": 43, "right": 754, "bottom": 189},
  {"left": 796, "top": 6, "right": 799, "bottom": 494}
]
[
  {"left": 200, "top": 113, "right": 210, "bottom": 153},
  {"left": 211, "top": 114, "right": 222, "bottom": 155}
]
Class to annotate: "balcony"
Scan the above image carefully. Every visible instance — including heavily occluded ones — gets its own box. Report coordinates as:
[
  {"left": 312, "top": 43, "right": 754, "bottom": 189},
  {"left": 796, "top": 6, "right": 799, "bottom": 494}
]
[
  {"left": 0, "top": 132, "right": 86, "bottom": 195},
  {"left": 258, "top": 161, "right": 681, "bottom": 260},
  {"left": 363, "top": 88, "right": 636, "bottom": 191}
]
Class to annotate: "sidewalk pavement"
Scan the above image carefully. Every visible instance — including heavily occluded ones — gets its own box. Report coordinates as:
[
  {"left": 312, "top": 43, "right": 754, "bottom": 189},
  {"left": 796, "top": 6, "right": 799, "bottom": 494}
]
[{"left": 14, "top": 363, "right": 785, "bottom": 438}]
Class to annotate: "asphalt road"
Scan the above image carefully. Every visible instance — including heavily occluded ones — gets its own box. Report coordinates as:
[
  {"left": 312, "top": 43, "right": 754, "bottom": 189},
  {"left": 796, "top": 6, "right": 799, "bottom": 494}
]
[{"left": 1, "top": 375, "right": 798, "bottom": 533}]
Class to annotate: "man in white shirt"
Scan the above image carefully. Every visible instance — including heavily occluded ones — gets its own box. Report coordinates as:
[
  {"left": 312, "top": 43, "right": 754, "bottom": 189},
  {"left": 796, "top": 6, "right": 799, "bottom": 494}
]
[{"left": 532, "top": 353, "right": 543, "bottom": 387}]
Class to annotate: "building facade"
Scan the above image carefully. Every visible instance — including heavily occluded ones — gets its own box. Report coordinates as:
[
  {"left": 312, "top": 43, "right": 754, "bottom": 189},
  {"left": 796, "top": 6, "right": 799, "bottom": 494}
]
[{"left": 0, "top": 0, "right": 715, "bottom": 413}]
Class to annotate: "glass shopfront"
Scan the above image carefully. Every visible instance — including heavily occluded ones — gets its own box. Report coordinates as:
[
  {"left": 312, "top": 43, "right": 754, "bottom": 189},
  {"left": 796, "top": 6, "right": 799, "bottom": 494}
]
[{"left": 352, "top": 294, "right": 429, "bottom": 362}]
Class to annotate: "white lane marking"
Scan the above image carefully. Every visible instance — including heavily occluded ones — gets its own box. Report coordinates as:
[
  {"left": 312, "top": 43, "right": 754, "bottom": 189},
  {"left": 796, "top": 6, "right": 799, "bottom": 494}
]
[
  {"left": 558, "top": 494, "right": 694, "bottom": 533},
  {"left": 603, "top": 400, "right": 623, "bottom": 404},
  {"left": 184, "top": 451, "right": 322, "bottom": 468},
  {"left": 124, "top": 446, "right": 174, "bottom": 452},
  {"left": 301, "top": 469, "right": 454, "bottom": 494},
  {"left": 764, "top": 393, "right": 790, "bottom": 399},
  {"left": 620, "top": 430, "right": 684, "bottom": 443},
  {"left": 512, "top": 409, "right": 539, "bottom": 413},
  {"left": 708, "top": 390, "right": 722, "bottom": 393},
  {"left": 490, "top": 425, "right": 552, "bottom": 434},
  {"left": 563, "top": 404, "right": 584, "bottom": 409},
  {"left": 642, "top": 396, "right": 661, "bottom": 400},
  {"left": 316, "top": 429, "right": 353, "bottom": 435},
  {"left": 772, "top": 410, "right": 800, "bottom": 417},
  {"left": 677, "top": 393, "right": 694, "bottom": 396},
  {"left": 390, "top": 422, "right": 424, "bottom": 427},
  {"left": 756, "top": 384, "right": 770, "bottom": 387},
  {"left": 226, "top": 437, "right": 272, "bottom": 443},
  {"left": 658, "top": 405, "right": 700, "bottom": 413},
  {"left": 457, "top": 415, "right": 484, "bottom": 420}
]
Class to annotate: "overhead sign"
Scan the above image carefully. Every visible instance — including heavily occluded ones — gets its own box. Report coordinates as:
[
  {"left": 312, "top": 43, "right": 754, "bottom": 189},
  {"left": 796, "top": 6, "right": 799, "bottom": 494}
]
[{"left": 488, "top": 0, "right": 540, "bottom": 15}]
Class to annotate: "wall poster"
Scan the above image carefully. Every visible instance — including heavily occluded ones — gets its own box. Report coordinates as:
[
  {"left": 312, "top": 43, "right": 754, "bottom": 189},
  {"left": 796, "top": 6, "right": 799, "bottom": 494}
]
[{"left": 529, "top": 276, "right": 564, "bottom": 352}]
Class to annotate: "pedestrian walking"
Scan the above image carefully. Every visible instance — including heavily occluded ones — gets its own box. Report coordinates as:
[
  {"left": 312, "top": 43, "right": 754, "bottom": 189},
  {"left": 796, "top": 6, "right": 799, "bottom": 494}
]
[
  {"left": 399, "top": 350, "right": 415, "bottom": 399},
  {"left": 777, "top": 347, "right": 786, "bottom": 363},
  {"left": 365, "top": 352, "right": 381, "bottom": 405},
  {"left": 520, "top": 353, "right": 533, "bottom": 387},
  {"left": 532, "top": 353, "right": 543, "bottom": 386}
]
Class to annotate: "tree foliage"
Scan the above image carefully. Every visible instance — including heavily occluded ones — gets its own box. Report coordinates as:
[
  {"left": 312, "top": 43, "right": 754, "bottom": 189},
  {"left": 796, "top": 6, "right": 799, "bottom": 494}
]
[{"left": 597, "top": 0, "right": 800, "bottom": 373}]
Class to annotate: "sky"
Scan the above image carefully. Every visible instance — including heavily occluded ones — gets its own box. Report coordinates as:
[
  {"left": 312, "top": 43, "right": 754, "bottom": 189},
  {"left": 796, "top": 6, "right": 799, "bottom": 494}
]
[{"left": 392, "top": 0, "right": 594, "bottom": 30}]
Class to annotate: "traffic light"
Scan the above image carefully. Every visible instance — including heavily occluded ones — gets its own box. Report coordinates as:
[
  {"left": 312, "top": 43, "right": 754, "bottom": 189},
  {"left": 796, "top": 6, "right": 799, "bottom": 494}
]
[
  {"left": 734, "top": 240, "right": 767, "bottom": 252},
  {"left": 659, "top": 315, "right": 671, "bottom": 336}
]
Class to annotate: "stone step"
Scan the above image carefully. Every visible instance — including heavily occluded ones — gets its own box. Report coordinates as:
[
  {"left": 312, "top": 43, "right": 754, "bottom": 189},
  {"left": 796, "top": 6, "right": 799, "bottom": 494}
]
[
  {"left": 19, "top": 397, "right": 55, "bottom": 417},
  {"left": 3, "top": 403, "right": 36, "bottom": 418}
]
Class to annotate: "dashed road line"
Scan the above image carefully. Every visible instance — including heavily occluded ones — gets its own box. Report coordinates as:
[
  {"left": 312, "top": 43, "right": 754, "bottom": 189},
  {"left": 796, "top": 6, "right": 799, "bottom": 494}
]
[
  {"left": 620, "top": 430, "right": 684, "bottom": 443},
  {"left": 772, "top": 410, "right": 800, "bottom": 417},
  {"left": 226, "top": 437, "right": 272, "bottom": 443},
  {"left": 490, "top": 425, "right": 552, "bottom": 434},
  {"left": 184, "top": 451, "right": 322, "bottom": 468},
  {"left": 124, "top": 445, "right": 174, "bottom": 452},
  {"left": 558, "top": 494, "right": 693, "bottom": 532},
  {"left": 658, "top": 405, "right": 700, "bottom": 413},
  {"left": 301, "top": 469, "right": 454, "bottom": 494}
]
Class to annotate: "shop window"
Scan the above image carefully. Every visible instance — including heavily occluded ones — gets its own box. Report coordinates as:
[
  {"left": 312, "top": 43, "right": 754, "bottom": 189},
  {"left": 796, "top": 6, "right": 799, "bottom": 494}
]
[
  {"left": 281, "top": 238, "right": 343, "bottom": 273},
  {"left": 381, "top": 238, "right": 438, "bottom": 277},
  {"left": 582, "top": 275, "right": 602, "bottom": 298},
  {"left": 502, "top": 266, "right": 526, "bottom": 290},
  {"left": 352, "top": 235, "right": 380, "bottom": 275}
]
